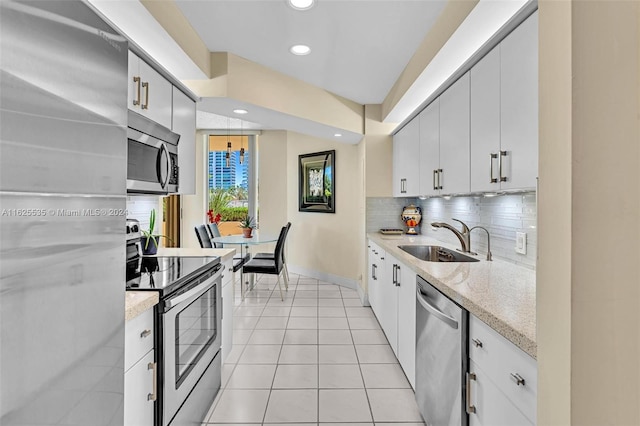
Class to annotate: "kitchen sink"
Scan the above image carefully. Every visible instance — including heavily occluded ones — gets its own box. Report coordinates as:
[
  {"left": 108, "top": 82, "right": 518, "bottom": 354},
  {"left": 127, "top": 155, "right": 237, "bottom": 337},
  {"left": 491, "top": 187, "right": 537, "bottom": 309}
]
[{"left": 398, "top": 245, "right": 480, "bottom": 262}]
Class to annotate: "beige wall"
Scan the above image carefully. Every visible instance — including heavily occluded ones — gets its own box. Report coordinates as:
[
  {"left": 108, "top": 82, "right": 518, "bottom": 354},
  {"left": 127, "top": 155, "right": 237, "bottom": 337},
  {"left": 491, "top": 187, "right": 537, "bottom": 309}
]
[
  {"left": 538, "top": 1, "right": 640, "bottom": 424},
  {"left": 284, "top": 132, "right": 363, "bottom": 285},
  {"left": 180, "top": 131, "right": 208, "bottom": 248},
  {"left": 363, "top": 104, "right": 395, "bottom": 197},
  {"left": 257, "top": 131, "right": 288, "bottom": 236}
]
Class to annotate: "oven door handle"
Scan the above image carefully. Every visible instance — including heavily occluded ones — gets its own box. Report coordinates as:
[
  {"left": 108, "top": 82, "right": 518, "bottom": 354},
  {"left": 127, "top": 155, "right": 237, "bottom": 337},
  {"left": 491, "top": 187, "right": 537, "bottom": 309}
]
[{"left": 165, "top": 281, "right": 214, "bottom": 310}]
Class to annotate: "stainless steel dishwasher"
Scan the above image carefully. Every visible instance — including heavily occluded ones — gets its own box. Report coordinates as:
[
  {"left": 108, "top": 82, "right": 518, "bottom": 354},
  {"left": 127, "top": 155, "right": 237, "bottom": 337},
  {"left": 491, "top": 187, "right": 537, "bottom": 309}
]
[{"left": 415, "top": 276, "right": 468, "bottom": 426}]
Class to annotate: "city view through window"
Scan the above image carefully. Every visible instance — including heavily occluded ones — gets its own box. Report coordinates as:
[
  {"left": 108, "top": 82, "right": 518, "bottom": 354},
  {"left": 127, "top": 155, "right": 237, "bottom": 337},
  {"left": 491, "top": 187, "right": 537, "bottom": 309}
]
[{"left": 207, "top": 135, "right": 252, "bottom": 232}]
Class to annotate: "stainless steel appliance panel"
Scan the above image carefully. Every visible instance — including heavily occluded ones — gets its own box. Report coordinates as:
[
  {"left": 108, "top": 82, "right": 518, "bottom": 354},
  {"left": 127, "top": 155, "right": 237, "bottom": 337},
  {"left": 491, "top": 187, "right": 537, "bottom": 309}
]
[
  {"left": 0, "top": 1, "right": 128, "bottom": 195},
  {"left": 162, "top": 271, "right": 222, "bottom": 426},
  {"left": 127, "top": 110, "right": 179, "bottom": 195},
  {"left": 415, "top": 276, "right": 468, "bottom": 426},
  {"left": 0, "top": 1, "right": 127, "bottom": 423}
]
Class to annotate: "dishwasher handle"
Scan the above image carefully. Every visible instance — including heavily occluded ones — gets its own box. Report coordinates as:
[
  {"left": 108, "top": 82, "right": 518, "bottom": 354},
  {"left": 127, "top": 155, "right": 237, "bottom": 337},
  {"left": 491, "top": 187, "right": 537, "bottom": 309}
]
[{"left": 416, "top": 288, "right": 459, "bottom": 329}]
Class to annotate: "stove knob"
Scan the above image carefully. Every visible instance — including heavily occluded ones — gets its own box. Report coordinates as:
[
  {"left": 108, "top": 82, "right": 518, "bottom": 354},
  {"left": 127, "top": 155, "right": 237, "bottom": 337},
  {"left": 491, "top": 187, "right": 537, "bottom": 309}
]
[
  {"left": 132, "top": 224, "right": 139, "bottom": 232},
  {"left": 126, "top": 225, "right": 131, "bottom": 234}
]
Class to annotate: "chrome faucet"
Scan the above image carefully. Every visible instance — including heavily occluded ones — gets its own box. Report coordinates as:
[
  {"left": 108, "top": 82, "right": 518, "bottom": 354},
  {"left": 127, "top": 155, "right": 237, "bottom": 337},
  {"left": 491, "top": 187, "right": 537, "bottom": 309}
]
[
  {"left": 431, "top": 218, "right": 473, "bottom": 254},
  {"left": 470, "top": 226, "right": 493, "bottom": 261}
]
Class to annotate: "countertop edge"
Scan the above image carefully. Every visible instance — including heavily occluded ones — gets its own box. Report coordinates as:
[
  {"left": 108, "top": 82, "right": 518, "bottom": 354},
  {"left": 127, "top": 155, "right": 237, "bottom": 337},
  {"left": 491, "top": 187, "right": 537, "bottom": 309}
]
[
  {"left": 367, "top": 233, "right": 537, "bottom": 359},
  {"left": 125, "top": 291, "right": 159, "bottom": 322}
]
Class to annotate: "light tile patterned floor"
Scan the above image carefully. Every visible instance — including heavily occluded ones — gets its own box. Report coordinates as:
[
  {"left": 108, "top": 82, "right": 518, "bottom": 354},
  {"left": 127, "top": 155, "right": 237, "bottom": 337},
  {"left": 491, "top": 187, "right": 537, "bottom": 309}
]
[{"left": 202, "top": 273, "right": 425, "bottom": 426}]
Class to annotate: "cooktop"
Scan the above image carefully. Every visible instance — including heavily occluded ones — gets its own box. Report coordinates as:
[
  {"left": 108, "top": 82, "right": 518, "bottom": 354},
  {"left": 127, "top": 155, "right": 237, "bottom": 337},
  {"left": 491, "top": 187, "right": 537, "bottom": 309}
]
[{"left": 126, "top": 256, "right": 221, "bottom": 296}]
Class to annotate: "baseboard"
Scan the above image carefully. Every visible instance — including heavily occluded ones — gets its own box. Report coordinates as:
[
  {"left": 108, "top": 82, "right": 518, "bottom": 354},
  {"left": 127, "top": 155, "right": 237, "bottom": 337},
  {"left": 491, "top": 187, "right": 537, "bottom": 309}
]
[{"left": 288, "top": 265, "right": 371, "bottom": 306}]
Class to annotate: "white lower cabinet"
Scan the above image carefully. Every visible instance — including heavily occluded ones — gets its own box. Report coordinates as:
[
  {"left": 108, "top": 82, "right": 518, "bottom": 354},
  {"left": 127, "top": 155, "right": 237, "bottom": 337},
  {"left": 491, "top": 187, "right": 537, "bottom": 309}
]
[
  {"left": 395, "top": 260, "right": 416, "bottom": 388},
  {"left": 221, "top": 257, "right": 234, "bottom": 363},
  {"left": 367, "top": 240, "right": 416, "bottom": 388},
  {"left": 125, "top": 309, "right": 156, "bottom": 425},
  {"left": 468, "top": 314, "right": 537, "bottom": 425},
  {"left": 125, "top": 350, "right": 156, "bottom": 425},
  {"left": 367, "top": 241, "right": 384, "bottom": 314}
]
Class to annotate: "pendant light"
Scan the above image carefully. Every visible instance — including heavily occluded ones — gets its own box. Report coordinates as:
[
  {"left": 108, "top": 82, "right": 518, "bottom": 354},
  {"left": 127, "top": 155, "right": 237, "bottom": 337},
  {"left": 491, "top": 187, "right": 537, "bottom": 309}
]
[
  {"left": 239, "top": 119, "right": 245, "bottom": 165},
  {"left": 225, "top": 117, "right": 231, "bottom": 168}
]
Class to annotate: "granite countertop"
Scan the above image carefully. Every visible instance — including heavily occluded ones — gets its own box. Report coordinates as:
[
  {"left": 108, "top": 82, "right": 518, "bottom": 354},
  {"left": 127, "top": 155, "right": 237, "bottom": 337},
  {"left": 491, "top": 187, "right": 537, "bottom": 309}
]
[
  {"left": 368, "top": 233, "right": 536, "bottom": 359},
  {"left": 125, "top": 291, "right": 159, "bottom": 322}
]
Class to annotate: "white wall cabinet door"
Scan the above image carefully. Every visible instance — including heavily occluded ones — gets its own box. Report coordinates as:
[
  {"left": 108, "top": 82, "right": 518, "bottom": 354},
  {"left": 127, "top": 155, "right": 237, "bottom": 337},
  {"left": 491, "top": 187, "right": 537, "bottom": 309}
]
[
  {"left": 439, "top": 72, "right": 470, "bottom": 195},
  {"left": 172, "top": 87, "right": 196, "bottom": 195},
  {"left": 418, "top": 99, "right": 441, "bottom": 196},
  {"left": 128, "top": 51, "right": 172, "bottom": 129},
  {"left": 392, "top": 118, "right": 420, "bottom": 197},
  {"left": 470, "top": 47, "right": 501, "bottom": 193},
  {"left": 395, "top": 261, "right": 416, "bottom": 389},
  {"left": 124, "top": 350, "right": 155, "bottom": 426},
  {"left": 500, "top": 11, "right": 538, "bottom": 191}
]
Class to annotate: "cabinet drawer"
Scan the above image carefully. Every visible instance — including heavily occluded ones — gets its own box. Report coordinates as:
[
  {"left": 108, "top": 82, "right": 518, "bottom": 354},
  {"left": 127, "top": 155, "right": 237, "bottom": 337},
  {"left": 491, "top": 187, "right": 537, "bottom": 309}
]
[
  {"left": 468, "top": 360, "right": 533, "bottom": 426},
  {"left": 125, "top": 308, "right": 154, "bottom": 372},
  {"left": 469, "top": 315, "right": 537, "bottom": 422}
]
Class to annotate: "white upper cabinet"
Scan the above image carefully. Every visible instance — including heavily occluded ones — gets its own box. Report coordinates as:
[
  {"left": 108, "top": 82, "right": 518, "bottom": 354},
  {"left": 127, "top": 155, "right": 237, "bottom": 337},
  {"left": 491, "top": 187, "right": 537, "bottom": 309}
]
[
  {"left": 439, "top": 72, "right": 471, "bottom": 195},
  {"left": 472, "top": 11, "right": 538, "bottom": 192},
  {"left": 393, "top": 118, "right": 420, "bottom": 197},
  {"left": 500, "top": 11, "right": 538, "bottom": 191},
  {"left": 128, "top": 51, "right": 173, "bottom": 129},
  {"left": 172, "top": 87, "right": 196, "bottom": 195},
  {"left": 470, "top": 47, "right": 501, "bottom": 193},
  {"left": 418, "top": 99, "right": 440, "bottom": 197}
]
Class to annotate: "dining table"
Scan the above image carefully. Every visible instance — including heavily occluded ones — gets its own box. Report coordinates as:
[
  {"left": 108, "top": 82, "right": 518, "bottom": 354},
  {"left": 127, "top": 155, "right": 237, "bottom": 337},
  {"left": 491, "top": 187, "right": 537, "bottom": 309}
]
[{"left": 213, "top": 231, "right": 279, "bottom": 300}]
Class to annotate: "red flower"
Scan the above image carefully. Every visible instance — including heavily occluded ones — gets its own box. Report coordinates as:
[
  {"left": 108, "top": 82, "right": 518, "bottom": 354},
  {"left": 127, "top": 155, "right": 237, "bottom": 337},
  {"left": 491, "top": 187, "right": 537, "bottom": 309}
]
[{"left": 207, "top": 210, "right": 222, "bottom": 224}]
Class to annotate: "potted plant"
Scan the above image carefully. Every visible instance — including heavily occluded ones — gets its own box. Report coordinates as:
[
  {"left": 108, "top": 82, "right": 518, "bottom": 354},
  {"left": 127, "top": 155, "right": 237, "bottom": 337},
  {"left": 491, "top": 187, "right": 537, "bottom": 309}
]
[
  {"left": 140, "top": 209, "right": 170, "bottom": 255},
  {"left": 239, "top": 215, "right": 255, "bottom": 238}
]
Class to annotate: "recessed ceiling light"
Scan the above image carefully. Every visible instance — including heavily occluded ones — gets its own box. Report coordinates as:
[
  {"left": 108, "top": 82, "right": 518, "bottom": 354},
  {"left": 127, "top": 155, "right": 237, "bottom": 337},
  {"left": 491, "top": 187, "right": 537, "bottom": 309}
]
[
  {"left": 288, "top": 0, "right": 315, "bottom": 11},
  {"left": 334, "top": 133, "right": 342, "bottom": 137},
  {"left": 290, "top": 44, "right": 311, "bottom": 55},
  {"left": 233, "top": 109, "right": 248, "bottom": 114}
]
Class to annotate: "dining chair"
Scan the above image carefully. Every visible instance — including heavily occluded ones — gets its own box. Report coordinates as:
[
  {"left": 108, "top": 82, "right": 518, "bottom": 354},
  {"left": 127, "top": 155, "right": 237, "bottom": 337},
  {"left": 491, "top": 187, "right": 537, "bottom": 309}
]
[
  {"left": 206, "top": 223, "right": 224, "bottom": 248},
  {"left": 242, "top": 225, "right": 288, "bottom": 301},
  {"left": 208, "top": 222, "right": 250, "bottom": 272},
  {"left": 194, "top": 225, "right": 213, "bottom": 248},
  {"left": 252, "top": 222, "right": 291, "bottom": 282}
]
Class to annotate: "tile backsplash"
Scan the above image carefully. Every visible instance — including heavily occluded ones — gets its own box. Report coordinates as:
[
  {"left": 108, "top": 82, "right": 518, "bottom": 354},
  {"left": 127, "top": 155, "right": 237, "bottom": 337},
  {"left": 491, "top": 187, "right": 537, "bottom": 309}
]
[
  {"left": 126, "top": 195, "right": 161, "bottom": 233},
  {"left": 367, "top": 193, "right": 537, "bottom": 269}
]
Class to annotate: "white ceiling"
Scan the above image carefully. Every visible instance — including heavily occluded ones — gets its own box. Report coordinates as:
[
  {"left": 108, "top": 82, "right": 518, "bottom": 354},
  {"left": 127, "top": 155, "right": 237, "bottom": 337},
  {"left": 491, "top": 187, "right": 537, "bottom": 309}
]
[
  {"left": 89, "top": 0, "right": 531, "bottom": 140},
  {"left": 174, "top": 0, "right": 448, "bottom": 105}
]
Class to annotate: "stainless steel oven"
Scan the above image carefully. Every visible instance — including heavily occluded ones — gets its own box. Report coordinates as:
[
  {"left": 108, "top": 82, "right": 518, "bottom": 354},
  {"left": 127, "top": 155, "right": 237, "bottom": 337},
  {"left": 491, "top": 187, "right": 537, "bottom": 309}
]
[
  {"left": 159, "top": 263, "right": 223, "bottom": 426},
  {"left": 127, "top": 110, "right": 179, "bottom": 194}
]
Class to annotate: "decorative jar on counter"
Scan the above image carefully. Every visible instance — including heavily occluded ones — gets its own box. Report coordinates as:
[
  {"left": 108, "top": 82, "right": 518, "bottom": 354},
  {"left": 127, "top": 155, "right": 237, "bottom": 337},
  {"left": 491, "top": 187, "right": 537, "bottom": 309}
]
[{"left": 401, "top": 205, "right": 422, "bottom": 235}]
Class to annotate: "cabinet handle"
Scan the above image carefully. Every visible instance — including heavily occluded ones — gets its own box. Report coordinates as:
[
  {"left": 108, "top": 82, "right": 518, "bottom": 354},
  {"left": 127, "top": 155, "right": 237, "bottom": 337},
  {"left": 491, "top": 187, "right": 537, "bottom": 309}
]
[
  {"left": 472, "top": 338, "right": 483, "bottom": 348},
  {"left": 141, "top": 81, "right": 149, "bottom": 110},
  {"left": 396, "top": 265, "right": 401, "bottom": 286},
  {"left": 466, "top": 372, "right": 477, "bottom": 414},
  {"left": 372, "top": 264, "right": 377, "bottom": 280},
  {"left": 392, "top": 264, "right": 397, "bottom": 285},
  {"left": 499, "top": 150, "right": 507, "bottom": 182},
  {"left": 489, "top": 153, "right": 498, "bottom": 183},
  {"left": 510, "top": 372, "right": 525, "bottom": 386},
  {"left": 140, "top": 329, "right": 152, "bottom": 339},
  {"left": 133, "top": 76, "right": 141, "bottom": 106},
  {"left": 147, "top": 362, "right": 157, "bottom": 401},
  {"left": 438, "top": 169, "right": 443, "bottom": 190},
  {"left": 433, "top": 170, "right": 438, "bottom": 190}
]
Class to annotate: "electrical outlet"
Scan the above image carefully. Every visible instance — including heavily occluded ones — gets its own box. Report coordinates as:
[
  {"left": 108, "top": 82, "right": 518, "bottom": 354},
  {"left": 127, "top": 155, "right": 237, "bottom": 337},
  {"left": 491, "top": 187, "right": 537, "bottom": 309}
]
[{"left": 515, "top": 232, "right": 527, "bottom": 254}]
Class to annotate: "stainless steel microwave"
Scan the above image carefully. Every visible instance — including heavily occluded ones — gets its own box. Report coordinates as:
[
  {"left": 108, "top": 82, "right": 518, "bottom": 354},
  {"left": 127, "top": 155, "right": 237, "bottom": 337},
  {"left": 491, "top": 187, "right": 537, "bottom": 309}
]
[{"left": 127, "top": 110, "right": 180, "bottom": 194}]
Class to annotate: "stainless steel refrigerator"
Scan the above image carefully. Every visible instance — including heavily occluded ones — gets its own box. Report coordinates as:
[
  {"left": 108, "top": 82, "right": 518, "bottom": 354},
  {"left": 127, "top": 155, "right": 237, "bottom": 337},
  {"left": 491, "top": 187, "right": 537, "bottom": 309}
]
[{"left": 0, "top": 1, "right": 128, "bottom": 424}]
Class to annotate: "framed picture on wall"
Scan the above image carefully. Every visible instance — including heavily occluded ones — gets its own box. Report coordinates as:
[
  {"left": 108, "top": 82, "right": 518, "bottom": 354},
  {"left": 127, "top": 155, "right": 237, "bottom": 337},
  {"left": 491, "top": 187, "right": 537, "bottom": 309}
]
[{"left": 298, "top": 150, "right": 335, "bottom": 213}]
